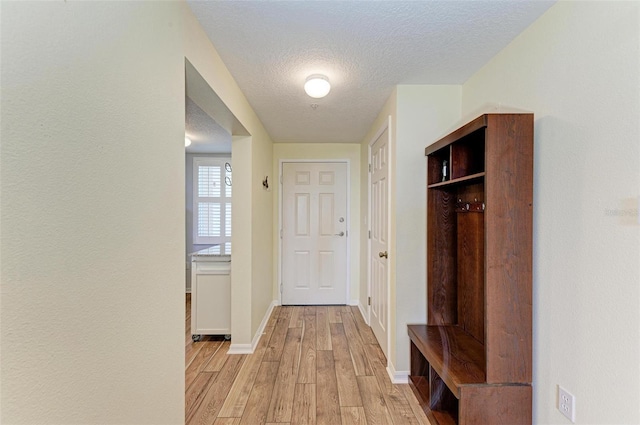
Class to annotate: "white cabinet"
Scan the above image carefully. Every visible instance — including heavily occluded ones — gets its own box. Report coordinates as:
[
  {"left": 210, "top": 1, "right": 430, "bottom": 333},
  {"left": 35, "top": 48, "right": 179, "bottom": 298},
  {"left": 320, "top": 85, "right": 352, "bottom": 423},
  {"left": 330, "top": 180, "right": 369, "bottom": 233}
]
[{"left": 190, "top": 257, "right": 231, "bottom": 341}]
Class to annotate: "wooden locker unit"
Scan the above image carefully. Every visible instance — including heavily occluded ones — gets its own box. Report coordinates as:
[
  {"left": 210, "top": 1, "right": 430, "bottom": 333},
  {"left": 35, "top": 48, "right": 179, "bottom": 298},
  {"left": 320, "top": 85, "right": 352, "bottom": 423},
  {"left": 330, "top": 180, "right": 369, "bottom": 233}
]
[{"left": 408, "top": 113, "right": 533, "bottom": 424}]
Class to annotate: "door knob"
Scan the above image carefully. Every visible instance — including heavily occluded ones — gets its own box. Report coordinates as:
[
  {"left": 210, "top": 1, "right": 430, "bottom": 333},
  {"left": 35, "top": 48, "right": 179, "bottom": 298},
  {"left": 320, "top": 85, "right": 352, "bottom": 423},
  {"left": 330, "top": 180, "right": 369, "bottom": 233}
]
[
  {"left": 335, "top": 231, "right": 345, "bottom": 237},
  {"left": 379, "top": 251, "right": 388, "bottom": 258}
]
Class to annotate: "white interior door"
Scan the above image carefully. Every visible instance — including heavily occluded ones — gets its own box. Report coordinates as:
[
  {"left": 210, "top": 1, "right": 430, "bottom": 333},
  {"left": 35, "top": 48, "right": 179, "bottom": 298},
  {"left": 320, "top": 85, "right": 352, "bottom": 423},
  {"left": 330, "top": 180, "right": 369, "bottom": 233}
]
[
  {"left": 370, "top": 127, "right": 390, "bottom": 359},
  {"left": 282, "top": 162, "right": 348, "bottom": 305}
]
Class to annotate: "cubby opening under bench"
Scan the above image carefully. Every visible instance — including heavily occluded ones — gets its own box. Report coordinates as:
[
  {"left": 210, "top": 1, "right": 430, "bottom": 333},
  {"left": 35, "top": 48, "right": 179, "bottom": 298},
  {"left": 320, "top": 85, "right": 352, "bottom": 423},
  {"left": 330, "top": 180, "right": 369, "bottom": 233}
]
[{"left": 408, "top": 114, "right": 534, "bottom": 425}]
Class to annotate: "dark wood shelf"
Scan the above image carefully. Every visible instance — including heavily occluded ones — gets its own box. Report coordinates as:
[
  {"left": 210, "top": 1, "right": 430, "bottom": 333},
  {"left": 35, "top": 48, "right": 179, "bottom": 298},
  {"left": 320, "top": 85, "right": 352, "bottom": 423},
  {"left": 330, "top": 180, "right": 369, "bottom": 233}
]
[
  {"left": 408, "top": 325, "right": 485, "bottom": 398},
  {"left": 414, "top": 114, "right": 533, "bottom": 424},
  {"left": 425, "top": 115, "right": 488, "bottom": 156},
  {"left": 427, "top": 172, "right": 485, "bottom": 189},
  {"left": 409, "top": 375, "right": 430, "bottom": 401},
  {"left": 431, "top": 410, "right": 458, "bottom": 425}
]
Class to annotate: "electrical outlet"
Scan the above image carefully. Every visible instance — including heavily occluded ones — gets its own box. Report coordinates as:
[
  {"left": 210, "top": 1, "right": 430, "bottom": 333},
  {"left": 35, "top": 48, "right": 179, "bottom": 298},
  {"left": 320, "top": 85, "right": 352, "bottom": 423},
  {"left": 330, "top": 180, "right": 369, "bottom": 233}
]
[{"left": 558, "top": 385, "right": 575, "bottom": 422}]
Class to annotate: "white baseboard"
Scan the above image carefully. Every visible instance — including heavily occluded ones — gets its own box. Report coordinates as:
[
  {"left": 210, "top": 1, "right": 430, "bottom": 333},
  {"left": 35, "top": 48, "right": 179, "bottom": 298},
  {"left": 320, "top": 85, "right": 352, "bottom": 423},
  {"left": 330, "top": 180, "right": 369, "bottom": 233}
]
[
  {"left": 357, "top": 302, "right": 369, "bottom": 325},
  {"left": 349, "top": 299, "right": 359, "bottom": 306},
  {"left": 228, "top": 300, "right": 278, "bottom": 355},
  {"left": 387, "top": 361, "right": 409, "bottom": 384},
  {"left": 226, "top": 343, "right": 253, "bottom": 355}
]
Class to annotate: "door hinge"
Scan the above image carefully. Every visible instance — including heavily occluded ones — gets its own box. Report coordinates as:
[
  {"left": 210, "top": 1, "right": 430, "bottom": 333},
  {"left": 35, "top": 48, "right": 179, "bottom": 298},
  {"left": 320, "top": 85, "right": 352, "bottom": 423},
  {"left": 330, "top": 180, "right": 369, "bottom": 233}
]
[
  {"left": 368, "top": 164, "right": 372, "bottom": 173},
  {"left": 368, "top": 296, "right": 371, "bottom": 306},
  {"left": 368, "top": 230, "right": 371, "bottom": 239},
  {"left": 280, "top": 175, "right": 283, "bottom": 184},
  {"left": 280, "top": 283, "right": 283, "bottom": 293},
  {"left": 280, "top": 229, "right": 283, "bottom": 239}
]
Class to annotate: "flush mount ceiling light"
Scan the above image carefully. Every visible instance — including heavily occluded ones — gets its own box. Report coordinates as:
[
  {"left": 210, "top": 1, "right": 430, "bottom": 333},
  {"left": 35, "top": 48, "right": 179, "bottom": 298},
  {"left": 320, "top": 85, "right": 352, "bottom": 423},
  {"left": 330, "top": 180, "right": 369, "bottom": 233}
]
[
  {"left": 185, "top": 136, "right": 192, "bottom": 147},
  {"left": 304, "top": 74, "right": 331, "bottom": 98}
]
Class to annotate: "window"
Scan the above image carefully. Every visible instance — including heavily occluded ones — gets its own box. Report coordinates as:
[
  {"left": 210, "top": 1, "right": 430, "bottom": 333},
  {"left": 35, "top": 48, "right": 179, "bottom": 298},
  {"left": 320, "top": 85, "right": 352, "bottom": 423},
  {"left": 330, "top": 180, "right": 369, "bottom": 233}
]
[{"left": 193, "top": 157, "right": 232, "bottom": 254}]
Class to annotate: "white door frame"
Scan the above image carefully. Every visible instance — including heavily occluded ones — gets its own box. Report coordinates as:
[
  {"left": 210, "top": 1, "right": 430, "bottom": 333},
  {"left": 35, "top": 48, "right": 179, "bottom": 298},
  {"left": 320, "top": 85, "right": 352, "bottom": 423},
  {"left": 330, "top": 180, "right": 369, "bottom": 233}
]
[
  {"left": 278, "top": 159, "right": 351, "bottom": 305},
  {"left": 367, "top": 116, "right": 392, "bottom": 358}
]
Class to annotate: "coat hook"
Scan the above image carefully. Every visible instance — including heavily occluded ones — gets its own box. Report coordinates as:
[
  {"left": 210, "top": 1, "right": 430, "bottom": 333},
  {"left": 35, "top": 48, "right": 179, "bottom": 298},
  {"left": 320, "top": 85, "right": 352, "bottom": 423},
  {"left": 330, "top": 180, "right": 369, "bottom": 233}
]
[{"left": 262, "top": 176, "right": 269, "bottom": 190}]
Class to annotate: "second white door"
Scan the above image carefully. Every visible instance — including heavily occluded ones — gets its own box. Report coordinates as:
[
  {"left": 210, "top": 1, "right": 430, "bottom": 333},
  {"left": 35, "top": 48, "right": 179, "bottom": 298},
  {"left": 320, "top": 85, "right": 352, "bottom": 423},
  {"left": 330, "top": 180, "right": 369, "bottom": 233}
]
[
  {"left": 370, "top": 127, "right": 390, "bottom": 359},
  {"left": 282, "top": 162, "right": 348, "bottom": 305}
]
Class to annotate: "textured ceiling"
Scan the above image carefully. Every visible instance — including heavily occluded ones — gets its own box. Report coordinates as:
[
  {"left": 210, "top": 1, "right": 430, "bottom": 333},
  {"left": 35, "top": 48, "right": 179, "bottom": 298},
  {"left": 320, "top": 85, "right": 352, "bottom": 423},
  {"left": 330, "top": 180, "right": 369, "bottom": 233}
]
[
  {"left": 187, "top": 0, "right": 554, "bottom": 144},
  {"left": 185, "top": 97, "right": 231, "bottom": 154}
]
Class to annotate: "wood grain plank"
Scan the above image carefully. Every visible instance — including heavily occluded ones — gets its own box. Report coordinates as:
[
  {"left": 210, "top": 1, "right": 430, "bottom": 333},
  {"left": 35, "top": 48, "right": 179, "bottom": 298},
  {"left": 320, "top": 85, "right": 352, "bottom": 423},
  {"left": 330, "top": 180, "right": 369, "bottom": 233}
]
[
  {"left": 187, "top": 354, "right": 246, "bottom": 425},
  {"left": 185, "top": 372, "right": 216, "bottom": 420},
  {"left": 239, "top": 361, "right": 280, "bottom": 425},
  {"left": 400, "top": 384, "right": 431, "bottom": 425},
  {"left": 267, "top": 327, "right": 302, "bottom": 422},
  {"left": 279, "top": 305, "right": 294, "bottom": 321},
  {"left": 328, "top": 306, "right": 342, "bottom": 323},
  {"left": 298, "top": 314, "right": 317, "bottom": 384},
  {"left": 214, "top": 417, "right": 241, "bottom": 425},
  {"left": 316, "top": 350, "right": 341, "bottom": 425},
  {"left": 186, "top": 339, "right": 205, "bottom": 367},
  {"left": 330, "top": 323, "right": 362, "bottom": 407},
  {"left": 291, "top": 383, "right": 316, "bottom": 425},
  {"left": 218, "top": 325, "right": 275, "bottom": 417},
  {"left": 357, "top": 375, "right": 393, "bottom": 425},
  {"left": 316, "top": 306, "right": 332, "bottom": 350},
  {"left": 266, "top": 306, "right": 280, "bottom": 328},
  {"left": 371, "top": 350, "right": 420, "bottom": 425},
  {"left": 264, "top": 315, "right": 290, "bottom": 362},
  {"left": 341, "top": 311, "right": 372, "bottom": 376},
  {"left": 329, "top": 323, "right": 350, "bottom": 362},
  {"left": 340, "top": 407, "right": 367, "bottom": 425},
  {"left": 186, "top": 341, "right": 223, "bottom": 389},
  {"left": 349, "top": 306, "right": 378, "bottom": 346},
  {"left": 367, "top": 343, "right": 419, "bottom": 424},
  {"left": 203, "top": 340, "right": 231, "bottom": 372},
  {"left": 289, "top": 306, "right": 304, "bottom": 328}
]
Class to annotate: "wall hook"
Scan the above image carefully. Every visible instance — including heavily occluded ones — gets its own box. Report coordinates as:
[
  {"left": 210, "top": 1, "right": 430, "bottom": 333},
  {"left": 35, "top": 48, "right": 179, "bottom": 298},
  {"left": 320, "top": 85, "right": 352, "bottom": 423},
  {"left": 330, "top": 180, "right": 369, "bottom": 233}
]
[{"left": 262, "top": 176, "right": 269, "bottom": 190}]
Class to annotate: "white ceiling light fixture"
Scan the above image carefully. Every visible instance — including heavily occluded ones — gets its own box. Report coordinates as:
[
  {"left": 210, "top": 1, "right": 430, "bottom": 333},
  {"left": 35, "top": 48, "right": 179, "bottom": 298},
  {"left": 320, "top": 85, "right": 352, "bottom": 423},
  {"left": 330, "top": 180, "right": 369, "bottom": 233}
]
[
  {"left": 185, "top": 136, "right": 192, "bottom": 147},
  {"left": 304, "top": 74, "right": 331, "bottom": 98}
]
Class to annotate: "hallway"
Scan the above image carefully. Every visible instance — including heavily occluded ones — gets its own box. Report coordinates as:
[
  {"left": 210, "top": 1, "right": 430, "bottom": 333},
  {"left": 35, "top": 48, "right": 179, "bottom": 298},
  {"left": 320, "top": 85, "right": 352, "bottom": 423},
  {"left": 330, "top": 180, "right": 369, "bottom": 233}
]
[{"left": 185, "top": 296, "right": 429, "bottom": 424}]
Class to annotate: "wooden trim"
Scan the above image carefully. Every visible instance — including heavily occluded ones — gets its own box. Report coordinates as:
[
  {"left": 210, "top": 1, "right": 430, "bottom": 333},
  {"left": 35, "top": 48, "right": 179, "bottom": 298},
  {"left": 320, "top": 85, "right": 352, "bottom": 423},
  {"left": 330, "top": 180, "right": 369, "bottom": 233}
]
[{"left": 425, "top": 115, "right": 488, "bottom": 156}]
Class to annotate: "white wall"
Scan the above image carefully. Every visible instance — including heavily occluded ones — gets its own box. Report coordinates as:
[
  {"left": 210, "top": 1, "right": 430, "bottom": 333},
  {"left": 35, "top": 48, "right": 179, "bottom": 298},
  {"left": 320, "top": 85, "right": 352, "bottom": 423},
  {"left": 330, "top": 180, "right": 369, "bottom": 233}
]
[
  {"left": 273, "top": 143, "right": 361, "bottom": 305},
  {"left": 1, "top": 2, "right": 185, "bottom": 423},
  {"left": 462, "top": 2, "right": 640, "bottom": 423}
]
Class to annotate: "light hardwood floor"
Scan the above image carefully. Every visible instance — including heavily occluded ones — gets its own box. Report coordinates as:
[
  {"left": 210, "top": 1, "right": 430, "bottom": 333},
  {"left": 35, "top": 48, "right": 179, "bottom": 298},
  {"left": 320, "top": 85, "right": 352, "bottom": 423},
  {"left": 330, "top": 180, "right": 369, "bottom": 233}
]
[{"left": 185, "top": 294, "right": 430, "bottom": 425}]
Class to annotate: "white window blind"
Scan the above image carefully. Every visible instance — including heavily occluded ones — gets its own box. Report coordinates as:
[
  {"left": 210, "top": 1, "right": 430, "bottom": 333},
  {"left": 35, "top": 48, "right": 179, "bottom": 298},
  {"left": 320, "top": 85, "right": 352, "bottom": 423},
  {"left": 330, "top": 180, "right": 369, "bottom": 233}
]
[{"left": 193, "top": 157, "right": 232, "bottom": 253}]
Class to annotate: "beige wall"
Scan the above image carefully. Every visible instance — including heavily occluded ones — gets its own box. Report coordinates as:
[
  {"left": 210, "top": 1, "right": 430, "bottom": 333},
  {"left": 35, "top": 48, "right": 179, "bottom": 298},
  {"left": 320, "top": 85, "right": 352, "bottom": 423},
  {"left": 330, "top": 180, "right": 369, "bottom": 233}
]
[
  {"left": 1, "top": 2, "right": 275, "bottom": 422},
  {"left": 394, "top": 85, "right": 461, "bottom": 373},
  {"left": 273, "top": 143, "right": 361, "bottom": 304},
  {"left": 1, "top": 2, "right": 186, "bottom": 423},
  {"left": 359, "top": 86, "right": 461, "bottom": 376},
  {"left": 251, "top": 134, "right": 274, "bottom": 335},
  {"left": 183, "top": 6, "right": 274, "bottom": 348},
  {"left": 461, "top": 2, "right": 639, "bottom": 423}
]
